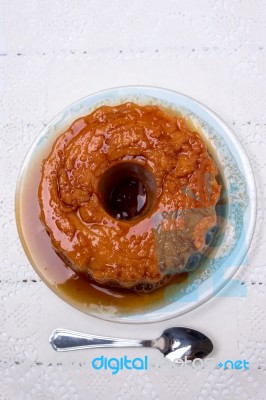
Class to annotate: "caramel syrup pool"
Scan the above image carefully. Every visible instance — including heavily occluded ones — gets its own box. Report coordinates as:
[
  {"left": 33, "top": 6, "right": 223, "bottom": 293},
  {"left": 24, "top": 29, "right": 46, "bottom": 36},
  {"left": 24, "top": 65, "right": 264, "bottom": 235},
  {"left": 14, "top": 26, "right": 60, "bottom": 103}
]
[
  {"left": 16, "top": 162, "right": 187, "bottom": 315},
  {"left": 16, "top": 107, "right": 226, "bottom": 318},
  {"left": 16, "top": 153, "right": 188, "bottom": 317}
]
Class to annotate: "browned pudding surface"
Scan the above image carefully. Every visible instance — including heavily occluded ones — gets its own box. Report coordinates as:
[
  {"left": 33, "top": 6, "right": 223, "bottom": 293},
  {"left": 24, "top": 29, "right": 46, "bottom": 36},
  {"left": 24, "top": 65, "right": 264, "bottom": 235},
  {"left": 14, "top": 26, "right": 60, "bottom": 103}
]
[{"left": 39, "top": 103, "right": 221, "bottom": 290}]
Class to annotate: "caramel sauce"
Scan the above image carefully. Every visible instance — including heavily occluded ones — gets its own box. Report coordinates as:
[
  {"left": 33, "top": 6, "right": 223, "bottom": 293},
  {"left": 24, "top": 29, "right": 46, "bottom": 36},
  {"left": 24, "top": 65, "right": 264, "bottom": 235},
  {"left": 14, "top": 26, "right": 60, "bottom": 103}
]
[{"left": 16, "top": 151, "right": 188, "bottom": 316}]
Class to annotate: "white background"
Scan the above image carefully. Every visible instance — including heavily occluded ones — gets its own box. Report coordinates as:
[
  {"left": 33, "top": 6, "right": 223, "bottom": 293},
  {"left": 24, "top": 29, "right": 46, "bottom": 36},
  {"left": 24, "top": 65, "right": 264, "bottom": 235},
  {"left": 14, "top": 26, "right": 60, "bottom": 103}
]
[{"left": 0, "top": 1, "right": 266, "bottom": 399}]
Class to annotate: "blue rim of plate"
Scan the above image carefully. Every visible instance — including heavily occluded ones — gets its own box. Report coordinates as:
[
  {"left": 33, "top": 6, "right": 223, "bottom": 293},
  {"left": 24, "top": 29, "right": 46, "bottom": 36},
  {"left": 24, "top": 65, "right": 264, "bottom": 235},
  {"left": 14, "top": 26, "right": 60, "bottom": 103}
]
[{"left": 16, "top": 86, "right": 257, "bottom": 323}]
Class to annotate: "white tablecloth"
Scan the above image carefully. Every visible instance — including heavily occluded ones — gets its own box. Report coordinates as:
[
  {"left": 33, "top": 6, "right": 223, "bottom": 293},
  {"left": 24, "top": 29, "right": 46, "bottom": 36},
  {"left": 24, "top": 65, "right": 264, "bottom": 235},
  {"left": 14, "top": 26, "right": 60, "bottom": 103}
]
[{"left": 0, "top": 1, "right": 266, "bottom": 399}]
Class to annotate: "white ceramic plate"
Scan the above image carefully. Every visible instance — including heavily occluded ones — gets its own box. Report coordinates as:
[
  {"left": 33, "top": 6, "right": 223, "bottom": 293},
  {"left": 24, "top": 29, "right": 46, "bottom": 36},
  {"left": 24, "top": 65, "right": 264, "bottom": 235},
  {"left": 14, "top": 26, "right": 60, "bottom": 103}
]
[{"left": 16, "top": 86, "right": 256, "bottom": 323}]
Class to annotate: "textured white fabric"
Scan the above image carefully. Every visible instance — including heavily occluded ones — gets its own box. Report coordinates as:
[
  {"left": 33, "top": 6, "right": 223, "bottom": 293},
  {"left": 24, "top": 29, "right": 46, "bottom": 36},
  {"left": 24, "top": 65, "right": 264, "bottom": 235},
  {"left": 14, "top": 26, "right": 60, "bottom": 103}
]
[{"left": 0, "top": 1, "right": 266, "bottom": 399}]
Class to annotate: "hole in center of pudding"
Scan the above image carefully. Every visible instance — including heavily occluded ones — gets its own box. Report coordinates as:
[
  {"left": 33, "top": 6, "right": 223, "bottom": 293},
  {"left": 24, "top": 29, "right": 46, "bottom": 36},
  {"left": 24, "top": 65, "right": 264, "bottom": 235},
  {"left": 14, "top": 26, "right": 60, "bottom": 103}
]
[
  {"left": 98, "top": 162, "right": 157, "bottom": 220},
  {"left": 110, "top": 177, "right": 147, "bottom": 219}
]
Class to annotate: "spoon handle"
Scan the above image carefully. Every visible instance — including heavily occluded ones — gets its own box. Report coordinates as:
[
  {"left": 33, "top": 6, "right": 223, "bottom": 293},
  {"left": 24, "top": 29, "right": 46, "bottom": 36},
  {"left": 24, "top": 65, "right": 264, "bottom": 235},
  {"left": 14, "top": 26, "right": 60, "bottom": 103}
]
[{"left": 49, "top": 329, "right": 151, "bottom": 352}]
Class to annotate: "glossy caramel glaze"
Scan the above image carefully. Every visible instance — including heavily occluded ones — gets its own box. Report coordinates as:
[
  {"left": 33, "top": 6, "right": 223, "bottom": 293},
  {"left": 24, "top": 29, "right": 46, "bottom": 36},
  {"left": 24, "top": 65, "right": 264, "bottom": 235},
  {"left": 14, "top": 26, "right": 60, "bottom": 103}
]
[{"left": 38, "top": 103, "right": 221, "bottom": 290}]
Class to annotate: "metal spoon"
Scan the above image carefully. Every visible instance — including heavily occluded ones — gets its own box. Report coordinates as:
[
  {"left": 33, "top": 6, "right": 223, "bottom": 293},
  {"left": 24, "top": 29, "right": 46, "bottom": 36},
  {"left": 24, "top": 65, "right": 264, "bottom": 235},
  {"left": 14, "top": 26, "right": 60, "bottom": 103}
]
[{"left": 49, "top": 327, "right": 213, "bottom": 361}]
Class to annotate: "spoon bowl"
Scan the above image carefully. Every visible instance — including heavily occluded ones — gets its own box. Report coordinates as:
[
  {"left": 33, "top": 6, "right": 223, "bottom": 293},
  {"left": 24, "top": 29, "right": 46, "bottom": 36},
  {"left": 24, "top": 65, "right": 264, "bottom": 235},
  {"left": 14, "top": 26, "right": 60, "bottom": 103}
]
[{"left": 158, "top": 327, "right": 213, "bottom": 361}]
